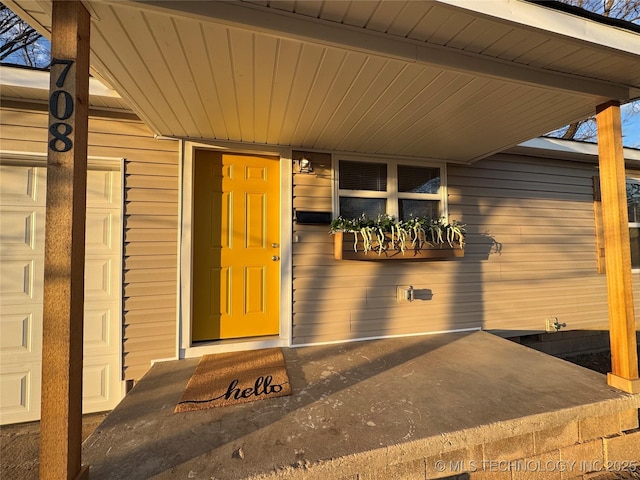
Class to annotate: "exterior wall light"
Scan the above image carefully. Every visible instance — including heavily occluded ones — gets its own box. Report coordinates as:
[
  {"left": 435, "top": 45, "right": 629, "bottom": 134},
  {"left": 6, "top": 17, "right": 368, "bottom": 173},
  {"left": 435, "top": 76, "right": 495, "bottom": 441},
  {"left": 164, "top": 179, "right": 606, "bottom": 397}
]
[{"left": 299, "top": 157, "right": 313, "bottom": 174}]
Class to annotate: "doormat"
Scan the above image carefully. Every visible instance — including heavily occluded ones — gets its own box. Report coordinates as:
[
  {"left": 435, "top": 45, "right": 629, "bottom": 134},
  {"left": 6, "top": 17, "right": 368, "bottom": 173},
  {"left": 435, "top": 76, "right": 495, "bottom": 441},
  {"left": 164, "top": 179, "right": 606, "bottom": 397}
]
[{"left": 174, "top": 348, "right": 292, "bottom": 413}]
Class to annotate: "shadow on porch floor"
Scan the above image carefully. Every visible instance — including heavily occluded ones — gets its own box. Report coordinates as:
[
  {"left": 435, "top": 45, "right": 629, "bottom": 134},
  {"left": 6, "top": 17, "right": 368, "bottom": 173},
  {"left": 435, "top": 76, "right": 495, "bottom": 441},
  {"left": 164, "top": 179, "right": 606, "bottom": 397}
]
[{"left": 83, "top": 331, "right": 640, "bottom": 479}]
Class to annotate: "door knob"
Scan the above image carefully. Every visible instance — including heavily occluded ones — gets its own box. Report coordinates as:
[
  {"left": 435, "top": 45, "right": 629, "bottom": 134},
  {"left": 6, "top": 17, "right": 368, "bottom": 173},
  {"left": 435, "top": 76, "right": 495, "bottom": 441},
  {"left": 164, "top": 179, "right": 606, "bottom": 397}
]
[{"left": 272, "top": 255, "right": 280, "bottom": 261}]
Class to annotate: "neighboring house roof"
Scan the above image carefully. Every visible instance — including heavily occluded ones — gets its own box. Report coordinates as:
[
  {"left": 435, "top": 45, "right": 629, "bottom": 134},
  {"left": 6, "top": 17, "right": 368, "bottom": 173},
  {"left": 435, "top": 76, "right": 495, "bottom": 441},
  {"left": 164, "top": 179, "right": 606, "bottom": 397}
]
[
  {"left": 0, "top": 63, "right": 132, "bottom": 113},
  {"left": 5, "top": 0, "right": 640, "bottom": 163},
  {"left": 513, "top": 137, "right": 640, "bottom": 165}
]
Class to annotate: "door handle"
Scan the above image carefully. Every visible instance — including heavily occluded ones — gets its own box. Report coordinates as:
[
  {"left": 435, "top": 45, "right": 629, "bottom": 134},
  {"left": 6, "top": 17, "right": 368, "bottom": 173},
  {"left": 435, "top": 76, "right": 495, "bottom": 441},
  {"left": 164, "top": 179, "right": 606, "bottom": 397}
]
[
  {"left": 272, "top": 243, "right": 279, "bottom": 248},
  {"left": 272, "top": 255, "right": 280, "bottom": 261}
]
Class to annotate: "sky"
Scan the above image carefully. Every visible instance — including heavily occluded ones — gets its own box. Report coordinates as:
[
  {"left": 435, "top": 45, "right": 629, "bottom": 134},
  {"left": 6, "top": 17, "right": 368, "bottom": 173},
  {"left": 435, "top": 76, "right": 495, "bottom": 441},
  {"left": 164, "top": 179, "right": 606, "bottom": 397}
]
[{"left": 621, "top": 101, "right": 640, "bottom": 149}]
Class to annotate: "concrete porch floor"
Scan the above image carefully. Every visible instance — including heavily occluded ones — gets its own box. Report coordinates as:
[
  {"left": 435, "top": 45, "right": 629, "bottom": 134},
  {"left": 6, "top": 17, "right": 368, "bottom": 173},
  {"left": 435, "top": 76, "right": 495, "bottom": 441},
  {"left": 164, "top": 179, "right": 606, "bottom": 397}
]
[{"left": 83, "top": 331, "right": 640, "bottom": 479}]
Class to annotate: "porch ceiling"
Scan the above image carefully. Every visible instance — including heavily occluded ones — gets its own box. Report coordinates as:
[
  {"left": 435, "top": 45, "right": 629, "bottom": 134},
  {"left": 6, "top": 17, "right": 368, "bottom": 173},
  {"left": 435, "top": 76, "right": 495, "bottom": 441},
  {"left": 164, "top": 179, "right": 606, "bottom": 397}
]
[{"left": 7, "top": 0, "right": 640, "bottom": 163}]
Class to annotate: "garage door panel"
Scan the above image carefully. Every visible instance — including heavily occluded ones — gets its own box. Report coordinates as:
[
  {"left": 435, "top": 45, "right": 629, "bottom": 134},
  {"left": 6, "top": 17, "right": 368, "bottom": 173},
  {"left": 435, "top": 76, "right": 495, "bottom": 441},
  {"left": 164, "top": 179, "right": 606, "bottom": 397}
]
[
  {"left": 85, "top": 210, "right": 120, "bottom": 256},
  {"left": 0, "top": 305, "right": 42, "bottom": 364},
  {"left": 0, "top": 362, "right": 41, "bottom": 425},
  {"left": 0, "top": 257, "right": 43, "bottom": 305},
  {"left": 87, "top": 170, "right": 121, "bottom": 207},
  {"left": 84, "top": 257, "right": 118, "bottom": 302},
  {"left": 82, "top": 356, "right": 121, "bottom": 413},
  {"left": 0, "top": 165, "right": 45, "bottom": 206},
  {"left": 0, "top": 208, "right": 45, "bottom": 256},
  {"left": 83, "top": 304, "right": 119, "bottom": 357}
]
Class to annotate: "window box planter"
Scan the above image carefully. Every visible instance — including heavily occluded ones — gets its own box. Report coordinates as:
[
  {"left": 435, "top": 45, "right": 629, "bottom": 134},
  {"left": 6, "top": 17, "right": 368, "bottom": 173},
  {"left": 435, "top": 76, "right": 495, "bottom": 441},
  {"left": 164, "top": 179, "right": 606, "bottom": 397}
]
[
  {"left": 333, "top": 231, "right": 464, "bottom": 261},
  {"left": 330, "top": 214, "right": 465, "bottom": 261}
]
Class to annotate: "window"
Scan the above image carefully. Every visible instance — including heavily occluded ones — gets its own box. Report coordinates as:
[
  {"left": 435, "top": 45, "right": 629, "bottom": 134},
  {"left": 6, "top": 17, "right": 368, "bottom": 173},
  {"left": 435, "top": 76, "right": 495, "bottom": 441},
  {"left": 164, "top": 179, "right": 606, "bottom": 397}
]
[
  {"left": 336, "top": 158, "right": 445, "bottom": 220},
  {"left": 627, "top": 178, "right": 640, "bottom": 269}
]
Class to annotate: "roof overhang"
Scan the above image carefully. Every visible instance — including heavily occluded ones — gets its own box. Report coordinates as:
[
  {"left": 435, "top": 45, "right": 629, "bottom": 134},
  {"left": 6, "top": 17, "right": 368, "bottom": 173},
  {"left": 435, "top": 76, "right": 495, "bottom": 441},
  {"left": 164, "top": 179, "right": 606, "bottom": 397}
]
[{"left": 6, "top": 0, "right": 640, "bottom": 163}]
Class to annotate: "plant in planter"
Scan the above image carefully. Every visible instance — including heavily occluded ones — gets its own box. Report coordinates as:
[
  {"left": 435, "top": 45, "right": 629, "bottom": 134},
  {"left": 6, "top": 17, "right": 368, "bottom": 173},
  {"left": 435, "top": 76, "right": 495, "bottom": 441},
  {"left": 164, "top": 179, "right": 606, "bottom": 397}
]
[{"left": 330, "top": 214, "right": 465, "bottom": 260}]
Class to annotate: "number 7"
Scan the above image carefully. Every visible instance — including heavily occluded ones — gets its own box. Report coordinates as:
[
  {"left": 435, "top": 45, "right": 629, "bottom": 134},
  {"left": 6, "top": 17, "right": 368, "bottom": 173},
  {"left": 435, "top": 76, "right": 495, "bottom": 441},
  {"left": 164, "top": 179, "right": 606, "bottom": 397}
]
[{"left": 50, "top": 58, "right": 74, "bottom": 87}]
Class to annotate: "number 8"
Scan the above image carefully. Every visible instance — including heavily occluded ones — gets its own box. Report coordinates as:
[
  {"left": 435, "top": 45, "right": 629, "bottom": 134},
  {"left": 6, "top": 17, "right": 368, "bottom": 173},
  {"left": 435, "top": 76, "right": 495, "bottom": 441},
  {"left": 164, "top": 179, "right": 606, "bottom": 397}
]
[{"left": 49, "top": 123, "right": 73, "bottom": 153}]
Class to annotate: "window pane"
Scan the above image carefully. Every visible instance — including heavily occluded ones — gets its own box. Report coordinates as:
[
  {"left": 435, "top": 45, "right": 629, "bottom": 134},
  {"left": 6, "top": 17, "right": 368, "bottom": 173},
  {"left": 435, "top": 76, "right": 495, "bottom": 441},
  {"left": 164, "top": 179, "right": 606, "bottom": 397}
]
[
  {"left": 339, "top": 160, "right": 387, "bottom": 191},
  {"left": 339, "top": 197, "right": 386, "bottom": 219},
  {"left": 631, "top": 228, "right": 640, "bottom": 269},
  {"left": 398, "top": 165, "right": 440, "bottom": 194},
  {"left": 399, "top": 199, "right": 439, "bottom": 220},
  {"left": 627, "top": 179, "right": 640, "bottom": 222}
]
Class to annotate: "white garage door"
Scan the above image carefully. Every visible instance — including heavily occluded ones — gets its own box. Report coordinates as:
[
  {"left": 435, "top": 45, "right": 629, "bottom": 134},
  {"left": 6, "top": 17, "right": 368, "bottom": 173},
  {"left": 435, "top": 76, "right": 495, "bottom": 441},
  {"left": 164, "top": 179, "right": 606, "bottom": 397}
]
[{"left": 0, "top": 162, "right": 123, "bottom": 425}]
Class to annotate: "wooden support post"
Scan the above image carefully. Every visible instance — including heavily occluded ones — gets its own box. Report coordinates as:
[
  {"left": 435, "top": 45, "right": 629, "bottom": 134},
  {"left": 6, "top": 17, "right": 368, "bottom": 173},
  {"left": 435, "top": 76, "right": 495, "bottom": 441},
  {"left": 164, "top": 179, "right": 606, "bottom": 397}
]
[
  {"left": 39, "top": 1, "right": 91, "bottom": 479},
  {"left": 596, "top": 101, "right": 640, "bottom": 394}
]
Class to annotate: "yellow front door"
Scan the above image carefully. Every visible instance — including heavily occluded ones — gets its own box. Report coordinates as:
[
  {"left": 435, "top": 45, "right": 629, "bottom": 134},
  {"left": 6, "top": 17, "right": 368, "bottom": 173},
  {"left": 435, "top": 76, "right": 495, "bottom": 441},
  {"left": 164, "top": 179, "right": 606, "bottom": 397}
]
[{"left": 192, "top": 150, "right": 280, "bottom": 341}]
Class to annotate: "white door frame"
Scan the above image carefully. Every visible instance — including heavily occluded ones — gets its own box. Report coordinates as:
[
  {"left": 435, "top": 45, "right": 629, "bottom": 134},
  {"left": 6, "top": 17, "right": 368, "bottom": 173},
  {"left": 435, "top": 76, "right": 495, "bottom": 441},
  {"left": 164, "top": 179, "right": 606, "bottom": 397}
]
[{"left": 179, "top": 140, "right": 293, "bottom": 358}]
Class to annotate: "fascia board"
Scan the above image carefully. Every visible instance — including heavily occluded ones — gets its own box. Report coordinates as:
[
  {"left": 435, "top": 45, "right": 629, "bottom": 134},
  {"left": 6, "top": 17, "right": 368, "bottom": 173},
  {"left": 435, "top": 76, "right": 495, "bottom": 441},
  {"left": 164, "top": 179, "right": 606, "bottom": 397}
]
[{"left": 437, "top": 0, "right": 640, "bottom": 57}]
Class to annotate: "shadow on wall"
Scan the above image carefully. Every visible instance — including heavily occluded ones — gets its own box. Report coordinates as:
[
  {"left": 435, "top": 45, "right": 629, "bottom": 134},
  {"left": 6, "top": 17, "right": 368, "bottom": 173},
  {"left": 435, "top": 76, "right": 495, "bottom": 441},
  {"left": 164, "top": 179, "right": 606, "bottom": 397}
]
[{"left": 290, "top": 148, "right": 506, "bottom": 344}]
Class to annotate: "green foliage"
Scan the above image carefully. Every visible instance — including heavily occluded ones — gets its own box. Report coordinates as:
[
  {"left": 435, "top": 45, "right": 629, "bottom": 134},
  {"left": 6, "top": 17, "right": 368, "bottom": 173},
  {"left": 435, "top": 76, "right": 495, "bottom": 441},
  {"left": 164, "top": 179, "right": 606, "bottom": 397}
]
[{"left": 330, "top": 214, "right": 465, "bottom": 255}]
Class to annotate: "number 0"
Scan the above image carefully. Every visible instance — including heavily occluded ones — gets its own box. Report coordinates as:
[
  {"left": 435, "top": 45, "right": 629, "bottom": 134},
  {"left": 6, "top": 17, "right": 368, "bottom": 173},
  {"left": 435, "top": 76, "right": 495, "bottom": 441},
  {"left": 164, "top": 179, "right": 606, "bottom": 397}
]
[{"left": 49, "top": 90, "right": 74, "bottom": 120}]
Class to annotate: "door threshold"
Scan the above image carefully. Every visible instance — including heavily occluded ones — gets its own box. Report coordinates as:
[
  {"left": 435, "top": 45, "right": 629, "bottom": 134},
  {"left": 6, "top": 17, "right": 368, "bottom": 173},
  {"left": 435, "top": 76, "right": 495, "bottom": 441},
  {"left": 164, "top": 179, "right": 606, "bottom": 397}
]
[{"left": 181, "top": 336, "right": 289, "bottom": 359}]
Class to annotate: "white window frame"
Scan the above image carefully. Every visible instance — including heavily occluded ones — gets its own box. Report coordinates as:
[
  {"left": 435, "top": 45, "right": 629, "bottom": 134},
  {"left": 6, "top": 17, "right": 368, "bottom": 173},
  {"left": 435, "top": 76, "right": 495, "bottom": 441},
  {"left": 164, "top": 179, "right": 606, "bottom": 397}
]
[
  {"left": 627, "top": 176, "right": 640, "bottom": 273},
  {"left": 332, "top": 155, "right": 448, "bottom": 221}
]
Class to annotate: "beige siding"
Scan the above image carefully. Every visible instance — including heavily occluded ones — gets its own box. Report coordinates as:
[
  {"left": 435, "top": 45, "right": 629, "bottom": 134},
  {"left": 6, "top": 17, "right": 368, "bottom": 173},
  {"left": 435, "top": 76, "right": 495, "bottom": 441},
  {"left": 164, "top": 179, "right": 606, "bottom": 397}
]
[
  {"left": 122, "top": 146, "right": 179, "bottom": 381},
  {"left": 292, "top": 151, "right": 640, "bottom": 345},
  {"left": 0, "top": 105, "right": 179, "bottom": 381}
]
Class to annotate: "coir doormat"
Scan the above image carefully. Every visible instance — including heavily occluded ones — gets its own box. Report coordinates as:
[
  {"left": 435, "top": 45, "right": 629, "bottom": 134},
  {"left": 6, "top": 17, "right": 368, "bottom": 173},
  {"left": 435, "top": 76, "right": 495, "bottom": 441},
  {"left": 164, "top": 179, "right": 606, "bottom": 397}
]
[{"left": 174, "top": 348, "right": 292, "bottom": 413}]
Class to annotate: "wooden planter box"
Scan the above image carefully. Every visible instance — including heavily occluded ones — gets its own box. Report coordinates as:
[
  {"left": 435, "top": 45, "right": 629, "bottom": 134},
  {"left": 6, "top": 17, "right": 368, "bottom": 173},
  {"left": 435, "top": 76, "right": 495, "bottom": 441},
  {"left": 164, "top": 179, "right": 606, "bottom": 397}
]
[{"left": 332, "top": 231, "right": 464, "bottom": 261}]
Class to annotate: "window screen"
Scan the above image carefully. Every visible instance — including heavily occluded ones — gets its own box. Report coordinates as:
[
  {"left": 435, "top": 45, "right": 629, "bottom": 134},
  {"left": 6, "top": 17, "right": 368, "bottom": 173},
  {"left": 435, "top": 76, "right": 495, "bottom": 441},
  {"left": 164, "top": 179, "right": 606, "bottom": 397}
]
[
  {"left": 339, "top": 160, "right": 387, "bottom": 192},
  {"left": 339, "top": 198, "right": 386, "bottom": 219},
  {"left": 399, "top": 199, "right": 440, "bottom": 220},
  {"left": 631, "top": 228, "right": 640, "bottom": 269},
  {"left": 398, "top": 165, "right": 440, "bottom": 194},
  {"left": 628, "top": 180, "right": 640, "bottom": 222}
]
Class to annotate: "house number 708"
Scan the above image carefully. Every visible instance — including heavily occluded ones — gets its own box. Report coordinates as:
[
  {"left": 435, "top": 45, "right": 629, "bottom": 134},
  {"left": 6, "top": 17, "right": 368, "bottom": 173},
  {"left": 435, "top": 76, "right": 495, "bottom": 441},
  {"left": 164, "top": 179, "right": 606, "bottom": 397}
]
[{"left": 48, "top": 58, "right": 75, "bottom": 153}]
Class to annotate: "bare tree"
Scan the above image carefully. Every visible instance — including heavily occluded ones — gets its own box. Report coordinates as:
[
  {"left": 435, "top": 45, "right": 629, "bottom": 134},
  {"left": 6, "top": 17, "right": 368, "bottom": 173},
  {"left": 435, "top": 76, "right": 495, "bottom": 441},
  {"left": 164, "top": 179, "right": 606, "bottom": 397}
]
[
  {"left": 548, "top": 0, "right": 640, "bottom": 141},
  {"left": 0, "top": 3, "right": 48, "bottom": 67}
]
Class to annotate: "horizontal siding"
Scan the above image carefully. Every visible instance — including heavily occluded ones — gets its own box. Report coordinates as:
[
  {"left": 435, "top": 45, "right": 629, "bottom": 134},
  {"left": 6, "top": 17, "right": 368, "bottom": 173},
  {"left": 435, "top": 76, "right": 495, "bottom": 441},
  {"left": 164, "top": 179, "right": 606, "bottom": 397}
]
[
  {"left": 123, "top": 146, "right": 179, "bottom": 379},
  {"left": 1, "top": 105, "right": 180, "bottom": 382},
  {"left": 291, "top": 152, "right": 640, "bottom": 345},
  {"left": 0, "top": 107, "right": 177, "bottom": 162}
]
